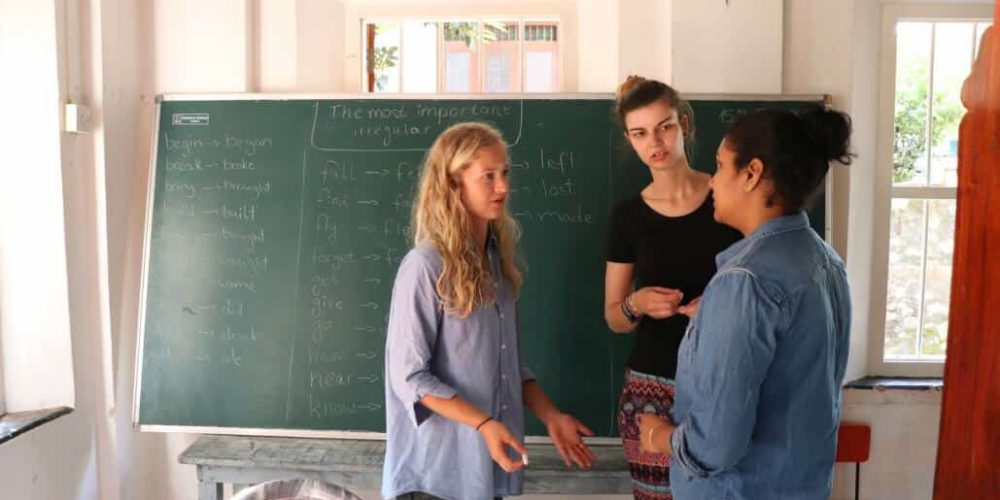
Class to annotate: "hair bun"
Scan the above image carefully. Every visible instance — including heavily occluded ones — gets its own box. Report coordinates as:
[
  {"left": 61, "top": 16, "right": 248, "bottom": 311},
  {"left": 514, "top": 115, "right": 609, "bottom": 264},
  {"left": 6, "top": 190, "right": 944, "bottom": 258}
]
[
  {"left": 800, "top": 105, "right": 854, "bottom": 165},
  {"left": 615, "top": 75, "right": 648, "bottom": 104}
]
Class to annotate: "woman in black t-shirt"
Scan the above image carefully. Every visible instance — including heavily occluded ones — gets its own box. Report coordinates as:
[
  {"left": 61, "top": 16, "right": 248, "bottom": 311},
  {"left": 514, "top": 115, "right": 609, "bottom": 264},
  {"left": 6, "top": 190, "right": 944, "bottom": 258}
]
[{"left": 605, "top": 76, "right": 741, "bottom": 500}]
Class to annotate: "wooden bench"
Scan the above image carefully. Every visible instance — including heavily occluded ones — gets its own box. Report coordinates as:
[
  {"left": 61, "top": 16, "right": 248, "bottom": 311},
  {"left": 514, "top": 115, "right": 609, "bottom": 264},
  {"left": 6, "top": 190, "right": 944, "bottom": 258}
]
[{"left": 180, "top": 435, "right": 631, "bottom": 499}]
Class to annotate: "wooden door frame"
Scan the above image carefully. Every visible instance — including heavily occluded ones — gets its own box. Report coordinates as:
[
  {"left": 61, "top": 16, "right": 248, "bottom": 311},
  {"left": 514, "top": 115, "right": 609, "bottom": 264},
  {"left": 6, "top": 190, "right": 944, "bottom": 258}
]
[{"left": 933, "top": 6, "right": 1000, "bottom": 497}]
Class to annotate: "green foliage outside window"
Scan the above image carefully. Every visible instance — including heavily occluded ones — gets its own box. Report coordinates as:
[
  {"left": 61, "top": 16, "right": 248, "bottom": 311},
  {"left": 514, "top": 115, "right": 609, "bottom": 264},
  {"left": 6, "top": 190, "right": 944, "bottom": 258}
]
[{"left": 892, "top": 59, "right": 963, "bottom": 183}]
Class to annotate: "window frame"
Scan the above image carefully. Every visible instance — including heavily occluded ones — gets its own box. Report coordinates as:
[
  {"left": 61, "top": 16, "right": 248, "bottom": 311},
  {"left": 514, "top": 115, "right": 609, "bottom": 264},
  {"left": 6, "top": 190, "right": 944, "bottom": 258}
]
[
  {"left": 359, "top": 16, "right": 563, "bottom": 94},
  {"left": 870, "top": 3, "right": 993, "bottom": 377}
]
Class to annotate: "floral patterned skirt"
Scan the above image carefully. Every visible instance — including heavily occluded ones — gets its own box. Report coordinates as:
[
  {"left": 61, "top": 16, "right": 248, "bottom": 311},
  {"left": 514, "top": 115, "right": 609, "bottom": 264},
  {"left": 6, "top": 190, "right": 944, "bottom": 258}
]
[{"left": 618, "top": 368, "right": 675, "bottom": 500}]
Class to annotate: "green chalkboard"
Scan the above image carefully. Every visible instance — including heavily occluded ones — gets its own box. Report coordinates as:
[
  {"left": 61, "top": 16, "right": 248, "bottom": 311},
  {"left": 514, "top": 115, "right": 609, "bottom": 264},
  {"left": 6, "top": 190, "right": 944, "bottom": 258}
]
[{"left": 136, "top": 95, "right": 825, "bottom": 437}]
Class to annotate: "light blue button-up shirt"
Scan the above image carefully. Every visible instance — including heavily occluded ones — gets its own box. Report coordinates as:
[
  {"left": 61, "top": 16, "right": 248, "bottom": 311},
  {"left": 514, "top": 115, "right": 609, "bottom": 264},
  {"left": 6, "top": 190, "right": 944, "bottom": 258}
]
[
  {"left": 382, "top": 238, "right": 534, "bottom": 500},
  {"left": 669, "top": 212, "right": 851, "bottom": 500}
]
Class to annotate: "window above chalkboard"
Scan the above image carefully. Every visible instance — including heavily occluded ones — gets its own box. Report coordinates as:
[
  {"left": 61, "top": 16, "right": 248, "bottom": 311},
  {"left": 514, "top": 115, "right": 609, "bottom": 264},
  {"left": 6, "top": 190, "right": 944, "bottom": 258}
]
[{"left": 362, "top": 19, "right": 561, "bottom": 94}]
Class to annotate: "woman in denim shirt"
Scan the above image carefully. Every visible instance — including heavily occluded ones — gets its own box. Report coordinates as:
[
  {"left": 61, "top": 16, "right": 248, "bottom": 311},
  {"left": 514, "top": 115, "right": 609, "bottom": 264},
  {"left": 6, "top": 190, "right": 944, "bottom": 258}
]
[
  {"left": 638, "top": 106, "right": 854, "bottom": 500},
  {"left": 382, "top": 123, "right": 595, "bottom": 500}
]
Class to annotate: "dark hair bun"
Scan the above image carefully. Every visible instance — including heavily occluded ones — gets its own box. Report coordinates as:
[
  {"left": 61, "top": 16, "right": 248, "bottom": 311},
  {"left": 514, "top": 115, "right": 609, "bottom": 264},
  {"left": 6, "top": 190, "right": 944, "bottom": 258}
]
[
  {"left": 615, "top": 75, "right": 649, "bottom": 105},
  {"left": 723, "top": 105, "right": 855, "bottom": 212},
  {"left": 799, "top": 105, "right": 854, "bottom": 165}
]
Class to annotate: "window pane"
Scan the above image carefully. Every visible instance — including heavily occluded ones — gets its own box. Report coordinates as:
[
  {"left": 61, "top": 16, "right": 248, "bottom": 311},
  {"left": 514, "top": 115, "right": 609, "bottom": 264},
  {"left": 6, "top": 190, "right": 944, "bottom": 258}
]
[
  {"left": 446, "top": 52, "right": 472, "bottom": 92},
  {"left": 525, "top": 24, "right": 558, "bottom": 41},
  {"left": 524, "top": 22, "right": 559, "bottom": 93},
  {"left": 401, "top": 21, "right": 437, "bottom": 93},
  {"left": 525, "top": 52, "right": 554, "bottom": 92},
  {"left": 485, "top": 21, "right": 518, "bottom": 41},
  {"left": 443, "top": 22, "right": 479, "bottom": 92},
  {"left": 367, "top": 23, "right": 400, "bottom": 93},
  {"left": 483, "top": 22, "right": 519, "bottom": 93},
  {"left": 486, "top": 52, "right": 512, "bottom": 92},
  {"left": 884, "top": 198, "right": 927, "bottom": 359},
  {"left": 892, "top": 23, "right": 932, "bottom": 187},
  {"left": 929, "top": 23, "right": 974, "bottom": 188},
  {"left": 919, "top": 199, "right": 956, "bottom": 357}
]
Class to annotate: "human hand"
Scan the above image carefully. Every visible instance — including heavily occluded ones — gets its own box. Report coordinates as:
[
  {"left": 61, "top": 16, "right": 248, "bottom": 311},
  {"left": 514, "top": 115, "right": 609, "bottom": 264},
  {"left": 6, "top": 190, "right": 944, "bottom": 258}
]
[
  {"left": 479, "top": 419, "right": 527, "bottom": 472},
  {"left": 677, "top": 296, "right": 702, "bottom": 318},
  {"left": 637, "top": 413, "right": 673, "bottom": 454},
  {"left": 632, "top": 287, "right": 684, "bottom": 319},
  {"left": 545, "top": 413, "right": 596, "bottom": 468}
]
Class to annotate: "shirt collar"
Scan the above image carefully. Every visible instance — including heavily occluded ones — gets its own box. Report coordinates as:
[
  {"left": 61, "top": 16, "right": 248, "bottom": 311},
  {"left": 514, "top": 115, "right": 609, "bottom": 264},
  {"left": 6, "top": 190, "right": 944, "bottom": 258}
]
[
  {"left": 716, "top": 211, "right": 810, "bottom": 267},
  {"left": 486, "top": 228, "right": 500, "bottom": 252}
]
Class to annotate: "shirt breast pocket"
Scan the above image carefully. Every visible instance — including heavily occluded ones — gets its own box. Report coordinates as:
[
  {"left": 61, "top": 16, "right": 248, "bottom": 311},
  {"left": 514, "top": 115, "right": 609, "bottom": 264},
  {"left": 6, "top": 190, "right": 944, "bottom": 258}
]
[{"left": 679, "top": 317, "right": 700, "bottom": 372}]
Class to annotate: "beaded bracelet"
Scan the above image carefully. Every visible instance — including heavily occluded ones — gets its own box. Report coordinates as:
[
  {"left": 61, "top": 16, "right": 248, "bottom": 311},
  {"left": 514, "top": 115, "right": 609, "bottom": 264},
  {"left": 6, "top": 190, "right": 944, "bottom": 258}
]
[{"left": 621, "top": 294, "right": 639, "bottom": 323}]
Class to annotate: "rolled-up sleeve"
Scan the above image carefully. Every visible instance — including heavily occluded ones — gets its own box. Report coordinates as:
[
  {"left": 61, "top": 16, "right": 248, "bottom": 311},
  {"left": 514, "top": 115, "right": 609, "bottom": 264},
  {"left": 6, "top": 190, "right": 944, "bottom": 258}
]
[
  {"left": 385, "top": 253, "right": 457, "bottom": 427},
  {"left": 518, "top": 355, "right": 536, "bottom": 383},
  {"left": 672, "top": 269, "right": 780, "bottom": 478}
]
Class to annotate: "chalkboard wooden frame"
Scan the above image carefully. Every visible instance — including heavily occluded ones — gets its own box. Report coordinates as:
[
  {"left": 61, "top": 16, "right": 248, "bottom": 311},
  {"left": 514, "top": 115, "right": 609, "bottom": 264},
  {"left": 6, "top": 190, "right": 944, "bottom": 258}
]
[{"left": 133, "top": 93, "right": 829, "bottom": 440}]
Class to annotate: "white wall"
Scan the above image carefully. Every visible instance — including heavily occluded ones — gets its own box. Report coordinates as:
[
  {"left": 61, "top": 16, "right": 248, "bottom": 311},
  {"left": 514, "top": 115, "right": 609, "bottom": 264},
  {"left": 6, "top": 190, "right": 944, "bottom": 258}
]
[
  {"left": 618, "top": 0, "right": 672, "bottom": 85},
  {"left": 0, "top": 414, "right": 101, "bottom": 500},
  {"left": 842, "top": 0, "right": 882, "bottom": 382},
  {"left": 297, "top": 0, "right": 347, "bottom": 92},
  {"left": 255, "top": 0, "right": 347, "bottom": 92},
  {"left": 672, "top": 0, "right": 784, "bottom": 93},
  {"left": 257, "top": 0, "right": 297, "bottom": 91},
  {"left": 832, "top": 389, "right": 942, "bottom": 500},
  {"left": 101, "top": 0, "right": 195, "bottom": 498},
  {"left": 154, "top": 0, "right": 252, "bottom": 92},
  {"left": 576, "top": 0, "right": 620, "bottom": 92}
]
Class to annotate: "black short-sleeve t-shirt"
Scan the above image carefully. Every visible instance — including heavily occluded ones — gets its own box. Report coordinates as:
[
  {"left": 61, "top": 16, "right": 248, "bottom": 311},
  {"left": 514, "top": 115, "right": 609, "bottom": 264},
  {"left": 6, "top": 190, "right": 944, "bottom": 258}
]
[{"left": 607, "top": 193, "right": 742, "bottom": 378}]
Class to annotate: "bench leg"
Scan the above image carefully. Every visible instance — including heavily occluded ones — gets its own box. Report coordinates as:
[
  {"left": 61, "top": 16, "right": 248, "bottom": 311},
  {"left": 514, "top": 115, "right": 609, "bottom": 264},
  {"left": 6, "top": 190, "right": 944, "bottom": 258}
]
[{"left": 854, "top": 463, "right": 861, "bottom": 500}]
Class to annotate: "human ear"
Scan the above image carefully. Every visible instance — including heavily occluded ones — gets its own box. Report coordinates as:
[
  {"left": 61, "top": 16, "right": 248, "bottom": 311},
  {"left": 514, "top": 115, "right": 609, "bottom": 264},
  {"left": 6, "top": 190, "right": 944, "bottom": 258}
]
[
  {"left": 743, "top": 158, "right": 765, "bottom": 192},
  {"left": 679, "top": 115, "right": 691, "bottom": 140}
]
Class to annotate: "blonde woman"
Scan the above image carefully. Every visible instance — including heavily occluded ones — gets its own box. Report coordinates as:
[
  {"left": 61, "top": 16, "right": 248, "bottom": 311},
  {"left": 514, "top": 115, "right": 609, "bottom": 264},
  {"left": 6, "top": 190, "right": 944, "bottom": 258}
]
[{"left": 382, "top": 123, "right": 595, "bottom": 500}]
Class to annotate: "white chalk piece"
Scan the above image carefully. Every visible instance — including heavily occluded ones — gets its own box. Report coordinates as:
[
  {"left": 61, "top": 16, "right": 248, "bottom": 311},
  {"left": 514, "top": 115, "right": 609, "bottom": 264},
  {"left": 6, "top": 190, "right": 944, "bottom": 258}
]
[{"left": 522, "top": 453, "right": 529, "bottom": 466}]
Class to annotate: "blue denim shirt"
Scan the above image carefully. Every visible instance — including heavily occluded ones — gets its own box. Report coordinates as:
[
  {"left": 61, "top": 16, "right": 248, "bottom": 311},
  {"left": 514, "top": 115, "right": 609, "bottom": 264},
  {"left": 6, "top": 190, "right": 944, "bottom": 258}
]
[
  {"left": 382, "top": 239, "right": 534, "bottom": 500},
  {"left": 669, "top": 212, "right": 851, "bottom": 500}
]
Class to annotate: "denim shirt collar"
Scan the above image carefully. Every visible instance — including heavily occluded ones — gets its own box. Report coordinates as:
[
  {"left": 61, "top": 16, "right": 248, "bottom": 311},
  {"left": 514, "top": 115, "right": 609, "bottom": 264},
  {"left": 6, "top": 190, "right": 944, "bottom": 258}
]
[{"left": 716, "top": 211, "right": 810, "bottom": 268}]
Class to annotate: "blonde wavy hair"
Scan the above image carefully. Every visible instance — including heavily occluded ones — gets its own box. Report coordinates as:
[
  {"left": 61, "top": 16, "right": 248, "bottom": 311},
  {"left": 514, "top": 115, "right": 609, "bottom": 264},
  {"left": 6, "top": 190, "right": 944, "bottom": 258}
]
[{"left": 411, "top": 122, "right": 523, "bottom": 318}]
